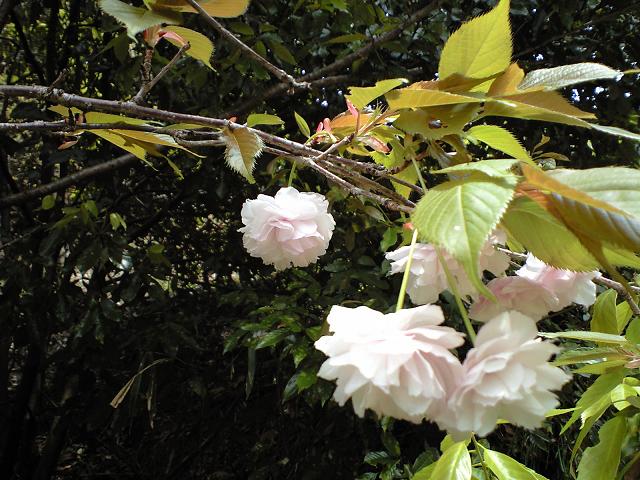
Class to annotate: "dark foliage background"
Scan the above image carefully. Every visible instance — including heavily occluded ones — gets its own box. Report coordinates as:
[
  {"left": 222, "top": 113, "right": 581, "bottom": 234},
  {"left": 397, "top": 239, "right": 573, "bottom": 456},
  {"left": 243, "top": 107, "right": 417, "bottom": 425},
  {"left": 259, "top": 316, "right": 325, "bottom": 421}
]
[{"left": 0, "top": 0, "right": 639, "bottom": 478}]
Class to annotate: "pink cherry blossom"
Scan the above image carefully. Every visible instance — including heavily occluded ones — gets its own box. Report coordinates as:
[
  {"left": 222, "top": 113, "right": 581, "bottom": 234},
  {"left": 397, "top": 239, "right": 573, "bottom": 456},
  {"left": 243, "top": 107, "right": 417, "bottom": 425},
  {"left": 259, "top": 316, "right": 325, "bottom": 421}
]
[
  {"left": 385, "top": 233, "right": 509, "bottom": 305},
  {"left": 239, "top": 187, "right": 335, "bottom": 270},
  {"left": 315, "top": 305, "right": 465, "bottom": 423},
  {"left": 469, "top": 276, "right": 561, "bottom": 322},
  {"left": 435, "top": 311, "right": 570, "bottom": 439},
  {"left": 516, "top": 254, "right": 599, "bottom": 308}
]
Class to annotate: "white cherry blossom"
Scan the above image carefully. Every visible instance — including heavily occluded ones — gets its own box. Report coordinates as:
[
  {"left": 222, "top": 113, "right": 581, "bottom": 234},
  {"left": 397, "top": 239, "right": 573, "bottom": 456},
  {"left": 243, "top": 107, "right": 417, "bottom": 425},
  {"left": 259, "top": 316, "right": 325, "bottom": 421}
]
[{"left": 239, "top": 187, "right": 335, "bottom": 270}]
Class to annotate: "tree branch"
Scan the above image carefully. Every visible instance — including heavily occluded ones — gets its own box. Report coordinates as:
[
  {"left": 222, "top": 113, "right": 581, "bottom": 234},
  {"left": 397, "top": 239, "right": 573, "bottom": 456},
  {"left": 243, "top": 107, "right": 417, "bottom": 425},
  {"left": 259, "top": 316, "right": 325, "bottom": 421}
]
[
  {"left": 185, "top": 0, "right": 306, "bottom": 89},
  {"left": 0, "top": 152, "right": 137, "bottom": 208},
  {"left": 0, "top": 85, "right": 417, "bottom": 212},
  {"left": 131, "top": 43, "right": 190, "bottom": 104},
  {"left": 222, "top": 0, "right": 443, "bottom": 117}
]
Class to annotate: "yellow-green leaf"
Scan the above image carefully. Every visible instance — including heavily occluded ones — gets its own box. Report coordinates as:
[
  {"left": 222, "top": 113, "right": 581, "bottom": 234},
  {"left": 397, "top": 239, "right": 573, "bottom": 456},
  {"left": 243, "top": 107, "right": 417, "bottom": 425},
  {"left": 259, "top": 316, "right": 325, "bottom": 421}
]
[
  {"left": 501, "top": 196, "right": 601, "bottom": 271},
  {"left": 149, "top": 0, "right": 250, "bottom": 17},
  {"left": 99, "top": 0, "right": 181, "bottom": 37},
  {"left": 164, "top": 25, "right": 214, "bottom": 69},
  {"left": 591, "top": 289, "right": 618, "bottom": 335},
  {"left": 589, "top": 124, "right": 640, "bottom": 142},
  {"left": 246, "top": 113, "right": 284, "bottom": 128},
  {"left": 576, "top": 416, "right": 627, "bottom": 480},
  {"left": 346, "top": 78, "right": 408, "bottom": 109},
  {"left": 385, "top": 88, "right": 482, "bottom": 110},
  {"left": 222, "top": 126, "right": 263, "bottom": 183},
  {"left": 412, "top": 172, "right": 517, "bottom": 299},
  {"left": 481, "top": 447, "right": 549, "bottom": 480},
  {"left": 294, "top": 111, "right": 310, "bottom": 138},
  {"left": 518, "top": 63, "right": 622, "bottom": 91},
  {"left": 429, "top": 440, "right": 471, "bottom": 480},
  {"left": 438, "top": 0, "right": 512, "bottom": 82},
  {"left": 41, "top": 194, "right": 56, "bottom": 210},
  {"left": 466, "top": 124, "right": 533, "bottom": 163}
]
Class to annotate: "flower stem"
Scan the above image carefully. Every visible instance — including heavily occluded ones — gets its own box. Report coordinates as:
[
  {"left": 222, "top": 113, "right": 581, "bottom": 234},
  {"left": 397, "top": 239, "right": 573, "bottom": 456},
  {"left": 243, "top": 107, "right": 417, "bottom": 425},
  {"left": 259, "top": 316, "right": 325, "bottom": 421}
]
[
  {"left": 411, "top": 156, "right": 428, "bottom": 192},
  {"left": 435, "top": 247, "right": 476, "bottom": 344},
  {"left": 396, "top": 228, "right": 419, "bottom": 312},
  {"left": 287, "top": 161, "right": 297, "bottom": 187},
  {"left": 471, "top": 435, "right": 491, "bottom": 480}
]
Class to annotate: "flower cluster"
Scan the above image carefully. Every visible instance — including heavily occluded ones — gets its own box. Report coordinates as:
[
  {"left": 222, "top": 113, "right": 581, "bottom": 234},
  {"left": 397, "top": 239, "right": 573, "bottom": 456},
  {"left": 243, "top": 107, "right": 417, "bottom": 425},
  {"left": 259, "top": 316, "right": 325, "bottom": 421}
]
[
  {"left": 315, "top": 306, "right": 570, "bottom": 438},
  {"left": 469, "top": 254, "right": 599, "bottom": 321},
  {"left": 238, "top": 190, "right": 580, "bottom": 438},
  {"left": 239, "top": 187, "right": 335, "bottom": 270},
  {"left": 385, "top": 232, "right": 510, "bottom": 305}
]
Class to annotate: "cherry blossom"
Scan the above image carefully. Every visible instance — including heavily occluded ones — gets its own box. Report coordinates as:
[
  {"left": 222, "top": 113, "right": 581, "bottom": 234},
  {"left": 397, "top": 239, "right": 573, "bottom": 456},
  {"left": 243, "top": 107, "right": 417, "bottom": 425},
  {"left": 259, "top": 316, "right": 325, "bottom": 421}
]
[
  {"left": 315, "top": 305, "right": 465, "bottom": 422},
  {"left": 239, "top": 187, "right": 335, "bottom": 270}
]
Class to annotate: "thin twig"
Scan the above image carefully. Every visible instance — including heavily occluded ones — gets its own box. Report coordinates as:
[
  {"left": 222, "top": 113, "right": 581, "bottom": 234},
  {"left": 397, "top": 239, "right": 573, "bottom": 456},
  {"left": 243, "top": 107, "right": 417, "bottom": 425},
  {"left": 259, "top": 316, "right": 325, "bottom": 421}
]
[
  {"left": 222, "top": 0, "right": 443, "bottom": 117},
  {"left": 185, "top": 0, "right": 305, "bottom": 89},
  {"left": 131, "top": 43, "right": 190, "bottom": 104},
  {"left": 0, "top": 152, "right": 138, "bottom": 208}
]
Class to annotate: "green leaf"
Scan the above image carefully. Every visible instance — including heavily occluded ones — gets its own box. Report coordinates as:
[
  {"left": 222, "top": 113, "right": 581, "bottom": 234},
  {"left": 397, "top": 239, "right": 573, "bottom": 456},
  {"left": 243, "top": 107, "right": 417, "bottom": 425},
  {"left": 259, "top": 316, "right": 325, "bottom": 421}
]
[
  {"left": 589, "top": 124, "right": 640, "bottom": 142},
  {"left": 518, "top": 63, "right": 622, "bottom": 91},
  {"left": 385, "top": 88, "right": 482, "bottom": 111},
  {"left": 412, "top": 173, "right": 517, "bottom": 299},
  {"left": 482, "top": 448, "right": 549, "bottom": 480},
  {"left": 435, "top": 159, "right": 520, "bottom": 178},
  {"left": 246, "top": 113, "right": 284, "bottom": 128},
  {"left": 591, "top": 289, "right": 618, "bottom": 335},
  {"left": 41, "top": 194, "right": 56, "bottom": 210},
  {"left": 164, "top": 25, "right": 214, "bottom": 69},
  {"left": 428, "top": 440, "right": 471, "bottom": 480},
  {"left": 561, "top": 369, "right": 625, "bottom": 434},
  {"left": 267, "top": 39, "right": 297, "bottom": 65},
  {"left": 222, "top": 126, "right": 263, "bottom": 183},
  {"left": 149, "top": 0, "right": 250, "bottom": 17},
  {"left": 438, "top": 0, "right": 512, "bottom": 81},
  {"left": 346, "top": 78, "right": 408, "bottom": 109},
  {"left": 99, "top": 0, "right": 180, "bottom": 37},
  {"left": 466, "top": 125, "right": 534, "bottom": 164},
  {"left": 522, "top": 164, "right": 640, "bottom": 256},
  {"left": 548, "top": 167, "right": 640, "bottom": 218},
  {"left": 540, "top": 330, "right": 629, "bottom": 345},
  {"left": 256, "top": 329, "right": 289, "bottom": 349},
  {"left": 576, "top": 416, "right": 627, "bottom": 480},
  {"left": 501, "top": 196, "right": 637, "bottom": 271},
  {"left": 294, "top": 111, "right": 311, "bottom": 138},
  {"left": 324, "top": 33, "right": 368, "bottom": 44}
]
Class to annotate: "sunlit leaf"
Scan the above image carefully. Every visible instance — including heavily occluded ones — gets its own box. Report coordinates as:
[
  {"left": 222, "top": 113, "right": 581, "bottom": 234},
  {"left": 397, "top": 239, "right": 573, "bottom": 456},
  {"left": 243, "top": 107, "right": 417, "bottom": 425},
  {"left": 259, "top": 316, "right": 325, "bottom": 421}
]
[
  {"left": 412, "top": 172, "right": 517, "bottom": 299},
  {"left": 466, "top": 125, "right": 533, "bottom": 163},
  {"left": 482, "top": 447, "right": 549, "bottom": 480},
  {"left": 518, "top": 63, "right": 622, "bottom": 91},
  {"left": 164, "top": 26, "right": 214, "bottom": 69},
  {"left": 149, "top": 0, "right": 250, "bottom": 17},
  {"left": 488, "top": 63, "right": 525, "bottom": 96},
  {"left": 428, "top": 440, "right": 471, "bottom": 480},
  {"left": 589, "top": 124, "right": 640, "bottom": 142},
  {"left": 522, "top": 164, "right": 640, "bottom": 254},
  {"left": 99, "top": 0, "right": 181, "bottom": 37},
  {"left": 501, "top": 196, "right": 600, "bottom": 270},
  {"left": 591, "top": 289, "right": 618, "bottom": 335},
  {"left": 385, "top": 88, "right": 482, "bottom": 110},
  {"left": 246, "top": 113, "right": 284, "bottom": 128},
  {"left": 346, "top": 78, "right": 408, "bottom": 109},
  {"left": 576, "top": 416, "right": 626, "bottom": 480},
  {"left": 294, "top": 111, "right": 310, "bottom": 138},
  {"left": 540, "top": 330, "right": 629, "bottom": 345},
  {"left": 438, "top": 0, "right": 511, "bottom": 82},
  {"left": 222, "top": 126, "right": 263, "bottom": 183}
]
